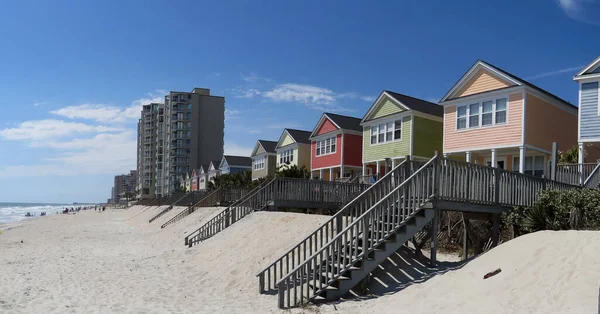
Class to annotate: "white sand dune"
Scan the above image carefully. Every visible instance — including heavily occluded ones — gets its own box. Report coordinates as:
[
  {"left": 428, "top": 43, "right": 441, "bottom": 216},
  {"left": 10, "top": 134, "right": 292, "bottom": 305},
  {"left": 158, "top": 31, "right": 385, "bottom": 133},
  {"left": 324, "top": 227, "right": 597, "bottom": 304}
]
[{"left": 1, "top": 206, "right": 599, "bottom": 314}]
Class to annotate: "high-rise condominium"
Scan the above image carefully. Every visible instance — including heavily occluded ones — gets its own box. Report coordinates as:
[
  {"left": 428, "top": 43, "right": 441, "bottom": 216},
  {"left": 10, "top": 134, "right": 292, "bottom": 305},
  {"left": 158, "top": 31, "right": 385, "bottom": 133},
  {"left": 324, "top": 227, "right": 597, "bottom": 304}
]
[{"left": 137, "top": 88, "right": 224, "bottom": 198}]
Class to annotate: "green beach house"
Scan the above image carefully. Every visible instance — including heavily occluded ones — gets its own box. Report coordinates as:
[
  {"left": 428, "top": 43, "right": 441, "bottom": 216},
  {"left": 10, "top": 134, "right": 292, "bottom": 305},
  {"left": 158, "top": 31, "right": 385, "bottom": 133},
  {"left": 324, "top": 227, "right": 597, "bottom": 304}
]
[{"left": 360, "top": 90, "right": 443, "bottom": 178}]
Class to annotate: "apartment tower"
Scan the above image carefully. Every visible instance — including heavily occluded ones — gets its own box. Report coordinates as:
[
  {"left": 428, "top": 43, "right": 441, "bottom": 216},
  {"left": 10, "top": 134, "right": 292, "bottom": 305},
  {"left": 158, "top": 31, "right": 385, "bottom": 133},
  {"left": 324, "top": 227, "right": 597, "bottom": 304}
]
[
  {"left": 161, "top": 88, "right": 224, "bottom": 196},
  {"left": 137, "top": 103, "right": 164, "bottom": 199}
]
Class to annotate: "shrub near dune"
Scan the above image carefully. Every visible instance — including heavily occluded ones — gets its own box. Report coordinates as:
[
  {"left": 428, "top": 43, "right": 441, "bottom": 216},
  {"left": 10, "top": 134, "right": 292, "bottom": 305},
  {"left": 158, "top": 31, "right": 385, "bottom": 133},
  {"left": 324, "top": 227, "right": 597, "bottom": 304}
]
[{"left": 505, "top": 188, "right": 600, "bottom": 233}]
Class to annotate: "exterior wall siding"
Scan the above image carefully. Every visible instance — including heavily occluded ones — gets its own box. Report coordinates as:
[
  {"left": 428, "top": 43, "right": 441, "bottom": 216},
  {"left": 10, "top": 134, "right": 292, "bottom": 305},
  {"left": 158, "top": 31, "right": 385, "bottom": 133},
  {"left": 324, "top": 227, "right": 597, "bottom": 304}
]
[
  {"left": 372, "top": 98, "right": 405, "bottom": 119},
  {"left": 362, "top": 115, "right": 411, "bottom": 162},
  {"left": 443, "top": 92, "right": 523, "bottom": 152},
  {"left": 297, "top": 144, "right": 311, "bottom": 170},
  {"left": 413, "top": 116, "right": 443, "bottom": 158},
  {"left": 455, "top": 70, "right": 511, "bottom": 98},
  {"left": 525, "top": 93, "right": 577, "bottom": 152},
  {"left": 316, "top": 119, "right": 338, "bottom": 135},
  {"left": 281, "top": 133, "right": 295, "bottom": 146},
  {"left": 580, "top": 82, "right": 600, "bottom": 140},
  {"left": 343, "top": 133, "right": 363, "bottom": 167},
  {"left": 311, "top": 134, "right": 342, "bottom": 169}
]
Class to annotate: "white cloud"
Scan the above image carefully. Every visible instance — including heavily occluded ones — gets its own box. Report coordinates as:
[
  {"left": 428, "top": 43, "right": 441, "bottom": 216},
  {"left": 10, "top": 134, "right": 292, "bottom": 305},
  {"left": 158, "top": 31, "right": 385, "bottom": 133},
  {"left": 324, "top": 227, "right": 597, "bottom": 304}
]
[
  {"left": 241, "top": 73, "right": 272, "bottom": 83},
  {"left": 232, "top": 87, "right": 262, "bottom": 99},
  {"left": 224, "top": 141, "right": 253, "bottom": 156},
  {"left": 51, "top": 91, "right": 164, "bottom": 123},
  {"left": 0, "top": 119, "right": 124, "bottom": 141},
  {"left": 525, "top": 65, "right": 584, "bottom": 80},
  {"left": 0, "top": 130, "right": 137, "bottom": 178},
  {"left": 556, "top": 0, "right": 600, "bottom": 25},
  {"left": 32, "top": 101, "right": 46, "bottom": 107},
  {"left": 264, "top": 83, "right": 336, "bottom": 105}
]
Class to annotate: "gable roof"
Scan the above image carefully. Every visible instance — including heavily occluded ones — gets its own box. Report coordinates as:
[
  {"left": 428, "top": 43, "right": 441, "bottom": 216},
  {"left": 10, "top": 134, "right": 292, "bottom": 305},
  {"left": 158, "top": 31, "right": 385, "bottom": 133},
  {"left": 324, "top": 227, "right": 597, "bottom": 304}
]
[
  {"left": 221, "top": 155, "right": 252, "bottom": 168},
  {"left": 362, "top": 90, "right": 443, "bottom": 123},
  {"left": 208, "top": 160, "right": 220, "bottom": 171},
  {"left": 441, "top": 60, "right": 576, "bottom": 110},
  {"left": 310, "top": 112, "right": 362, "bottom": 139},
  {"left": 277, "top": 128, "right": 312, "bottom": 148},
  {"left": 575, "top": 56, "right": 600, "bottom": 79}
]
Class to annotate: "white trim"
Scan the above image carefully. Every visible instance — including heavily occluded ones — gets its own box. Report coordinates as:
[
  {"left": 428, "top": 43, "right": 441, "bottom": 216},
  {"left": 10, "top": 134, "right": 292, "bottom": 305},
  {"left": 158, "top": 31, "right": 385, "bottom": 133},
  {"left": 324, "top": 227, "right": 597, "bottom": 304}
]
[
  {"left": 309, "top": 114, "right": 339, "bottom": 139},
  {"left": 362, "top": 155, "right": 409, "bottom": 164},
  {"left": 454, "top": 96, "right": 509, "bottom": 132},
  {"left": 444, "top": 143, "right": 523, "bottom": 154},
  {"left": 361, "top": 111, "right": 411, "bottom": 127},
  {"left": 275, "top": 143, "right": 299, "bottom": 152},
  {"left": 440, "top": 61, "right": 522, "bottom": 102},
  {"left": 315, "top": 135, "right": 337, "bottom": 157},
  {"left": 410, "top": 113, "right": 414, "bottom": 156},
  {"left": 578, "top": 81, "right": 582, "bottom": 141},
  {"left": 367, "top": 118, "right": 403, "bottom": 146},
  {"left": 340, "top": 133, "right": 345, "bottom": 171},
  {"left": 252, "top": 155, "right": 266, "bottom": 171},
  {"left": 311, "top": 130, "right": 342, "bottom": 141},
  {"left": 575, "top": 56, "right": 600, "bottom": 77},
  {"left": 440, "top": 86, "right": 524, "bottom": 106},
  {"left": 361, "top": 91, "right": 411, "bottom": 124},
  {"left": 311, "top": 164, "right": 362, "bottom": 171},
  {"left": 575, "top": 74, "right": 600, "bottom": 83},
  {"left": 521, "top": 90, "right": 526, "bottom": 146}
]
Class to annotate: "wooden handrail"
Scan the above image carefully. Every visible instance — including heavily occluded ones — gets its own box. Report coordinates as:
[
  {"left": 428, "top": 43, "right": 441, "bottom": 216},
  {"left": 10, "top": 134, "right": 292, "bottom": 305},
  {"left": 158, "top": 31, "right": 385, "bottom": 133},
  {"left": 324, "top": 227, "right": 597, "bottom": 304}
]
[
  {"left": 275, "top": 156, "right": 437, "bottom": 308},
  {"left": 160, "top": 188, "right": 221, "bottom": 229},
  {"left": 256, "top": 158, "right": 415, "bottom": 294},
  {"left": 584, "top": 163, "right": 600, "bottom": 188},
  {"left": 185, "top": 179, "right": 275, "bottom": 246}
]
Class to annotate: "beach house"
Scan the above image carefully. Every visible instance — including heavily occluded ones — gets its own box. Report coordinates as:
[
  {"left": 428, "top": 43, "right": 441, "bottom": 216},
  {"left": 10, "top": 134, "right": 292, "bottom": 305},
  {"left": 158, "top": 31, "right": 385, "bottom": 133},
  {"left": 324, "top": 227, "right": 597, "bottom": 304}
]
[
  {"left": 361, "top": 90, "right": 443, "bottom": 179},
  {"left": 574, "top": 56, "right": 600, "bottom": 164},
  {"left": 440, "top": 60, "right": 577, "bottom": 176},
  {"left": 198, "top": 165, "right": 209, "bottom": 190},
  {"left": 309, "top": 113, "right": 363, "bottom": 181},
  {"left": 275, "top": 129, "right": 312, "bottom": 171},
  {"left": 207, "top": 160, "right": 220, "bottom": 184},
  {"left": 219, "top": 155, "right": 252, "bottom": 175},
  {"left": 250, "top": 140, "right": 278, "bottom": 180}
]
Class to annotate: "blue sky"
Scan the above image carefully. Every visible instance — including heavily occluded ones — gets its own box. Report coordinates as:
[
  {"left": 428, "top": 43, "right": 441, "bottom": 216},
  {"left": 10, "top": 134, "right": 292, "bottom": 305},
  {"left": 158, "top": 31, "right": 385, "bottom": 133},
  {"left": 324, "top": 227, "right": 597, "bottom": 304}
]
[{"left": 0, "top": 0, "right": 599, "bottom": 203}]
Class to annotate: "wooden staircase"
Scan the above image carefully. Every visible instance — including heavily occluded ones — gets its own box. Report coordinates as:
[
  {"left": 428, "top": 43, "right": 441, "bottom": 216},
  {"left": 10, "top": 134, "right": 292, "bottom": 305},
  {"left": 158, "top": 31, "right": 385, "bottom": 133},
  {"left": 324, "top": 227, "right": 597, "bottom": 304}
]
[
  {"left": 159, "top": 188, "right": 222, "bottom": 228},
  {"left": 185, "top": 179, "right": 275, "bottom": 247},
  {"left": 269, "top": 154, "right": 581, "bottom": 308}
]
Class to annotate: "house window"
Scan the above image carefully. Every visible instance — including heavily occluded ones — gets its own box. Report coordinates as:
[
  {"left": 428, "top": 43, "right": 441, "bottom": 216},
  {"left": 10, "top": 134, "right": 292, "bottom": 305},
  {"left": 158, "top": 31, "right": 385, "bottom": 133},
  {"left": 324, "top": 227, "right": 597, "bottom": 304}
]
[
  {"left": 482, "top": 101, "right": 493, "bottom": 126},
  {"left": 457, "top": 97, "right": 508, "bottom": 130},
  {"left": 254, "top": 156, "right": 265, "bottom": 170},
  {"left": 316, "top": 136, "right": 337, "bottom": 156},
  {"left": 457, "top": 106, "right": 467, "bottom": 130},
  {"left": 280, "top": 149, "right": 294, "bottom": 164},
  {"left": 496, "top": 98, "right": 507, "bottom": 123},
  {"left": 513, "top": 156, "right": 545, "bottom": 177},
  {"left": 370, "top": 120, "right": 402, "bottom": 144},
  {"left": 468, "top": 103, "right": 479, "bottom": 127}
]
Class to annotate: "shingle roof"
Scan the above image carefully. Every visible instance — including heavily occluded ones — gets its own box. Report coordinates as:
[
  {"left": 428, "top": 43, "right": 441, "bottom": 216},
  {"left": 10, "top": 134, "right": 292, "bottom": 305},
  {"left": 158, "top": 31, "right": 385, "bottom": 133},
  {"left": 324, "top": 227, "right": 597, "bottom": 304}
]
[
  {"left": 324, "top": 113, "right": 362, "bottom": 132},
  {"left": 286, "top": 129, "right": 312, "bottom": 144},
  {"left": 223, "top": 155, "right": 252, "bottom": 167},
  {"left": 383, "top": 91, "right": 443, "bottom": 117},
  {"left": 258, "top": 140, "right": 278, "bottom": 153},
  {"left": 479, "top": 60, "right": 576, "bottom": 110}
]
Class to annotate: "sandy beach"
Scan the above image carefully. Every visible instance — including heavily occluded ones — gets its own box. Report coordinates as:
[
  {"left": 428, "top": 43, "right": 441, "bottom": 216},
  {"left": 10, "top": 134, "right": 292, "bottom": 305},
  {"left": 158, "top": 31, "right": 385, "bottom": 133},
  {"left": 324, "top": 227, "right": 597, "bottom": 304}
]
[{"left": 1, "top": 205, "right": 600, "bottom": 314}]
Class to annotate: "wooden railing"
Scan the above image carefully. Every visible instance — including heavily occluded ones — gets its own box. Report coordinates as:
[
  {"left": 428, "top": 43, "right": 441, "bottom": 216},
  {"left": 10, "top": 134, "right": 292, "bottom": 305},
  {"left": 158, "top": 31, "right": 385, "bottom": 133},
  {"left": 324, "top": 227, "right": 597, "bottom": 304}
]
[
  {"left": 257, "top": 158, "right": 418, "bottom": 293},
  {"left": 148, "top": 192, "right": 192, "bottom": 224},
  {"left": 439, "top": 159, "right": 580, "bottom": 208},
  {"left": 554, "top": 163, "right": 597, "bottom": 185},
  {"left": 275, "top": 157, "right": 437, "bottom": 308},
  {"left": 160, "top": 188, "right": 222, "bottom": 229},
  {"left": 584, "top": 163, "right": 600, "bottom": 189},
  {"left": 271, "top": 178, "right": 369, "bottom": 205},
  {"left": 148, "top": 205, "right": 173, "bottom": 223},
  {"left": 185, "top": 180, "right": 275, "bottom": 247},
  {"left": 221, "top": 187, "right": 252, "bottom": 204}
]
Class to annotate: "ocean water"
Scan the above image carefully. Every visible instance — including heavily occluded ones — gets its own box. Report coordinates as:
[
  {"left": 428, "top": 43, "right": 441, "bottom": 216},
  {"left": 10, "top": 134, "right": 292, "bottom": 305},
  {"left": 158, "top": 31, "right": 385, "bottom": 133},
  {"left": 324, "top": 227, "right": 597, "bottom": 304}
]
[{"left": 0, "top": 202, "right": 93, "bottom": 224}]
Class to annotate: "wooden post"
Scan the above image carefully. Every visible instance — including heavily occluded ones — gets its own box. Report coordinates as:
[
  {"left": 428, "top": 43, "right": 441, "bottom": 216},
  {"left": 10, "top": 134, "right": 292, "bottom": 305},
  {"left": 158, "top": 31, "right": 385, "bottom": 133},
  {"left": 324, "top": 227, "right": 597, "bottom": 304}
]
[
  {"left": 494, "top": 167, "right": 500, "bottom": 205},
  {"left": 430, "top": 152, "right": 440, "bottom": 268},
  {"left": 258, "top": 273, "right": 265, "bottom": 294},
  {"left": 491, "top": 214, "right": 499, "bottom": 247},
  {"left": 462, "top": 216, "right": 469, "bottom": 261},
  {"left": 551, "top": 142, "right": 557, "bottom": 181}
]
